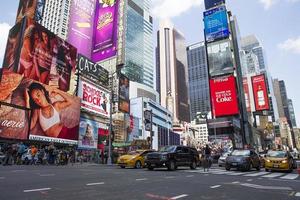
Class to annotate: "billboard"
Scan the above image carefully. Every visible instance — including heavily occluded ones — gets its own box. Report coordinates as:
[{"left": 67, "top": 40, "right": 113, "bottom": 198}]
[
  {"left": 92, "top": 0, "right": 119, "bottom": 62},
  {"left": 77, "top": 54, "right": 109, "bottom": 86},
  {"left": 0, "top": 71, "right": 80, "bottom": 144},
  {"left": 252, "top": 74, "right": 270, "bottom": 111},
  {"left": 0, "top": 104, "right": 30, "bottom": 140},
  {"left": 204, "top": 5, "right": 229, "bottom": 42},
  {"left": 204, "top": 0, "right": 225, "bottom": 10},
  {"left": 119, "top": 74, "right": 130, "bottom": 113},
  {"left": 210, "top": 75, "right": 239, "bottom": 117},
  {"left": 2, "top": 18, "right": 78, "bottom": 94},
  {"left": 243, "top": 77, "right": 251, "bottom": 112},
  {"left": 78, "top": 79, "right": 110, "bottom": 117},
  {"left": 16, "top": 0, "right": 46, "bottom": 23},
  {"left": 67, "top": 0, "right": 96, "bottom": 58},
  {"left": 98, "top": 128, "right": 109, "bottom": 150},
  {"left": 207, "top": 39, "right": 234, "bottom": 77},
  {"left": 78, "top": 117, "right": 99, "bottom": 149}
]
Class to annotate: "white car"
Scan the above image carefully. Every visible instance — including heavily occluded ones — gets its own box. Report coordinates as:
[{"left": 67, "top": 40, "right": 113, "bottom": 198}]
[
  {"left": 21, "top": 149, "right": 38, "bottom": 164},
  {"left": 218, "top": 152, "right": 230, "bottom": 167}
]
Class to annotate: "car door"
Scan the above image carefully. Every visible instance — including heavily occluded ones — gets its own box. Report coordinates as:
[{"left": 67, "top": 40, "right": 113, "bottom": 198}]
[
  {"left": 175, "top": 147, "right": 184, "bottom": 165},
  {"left": 181, "top": 147, "right": 190, "bottom": 165}
]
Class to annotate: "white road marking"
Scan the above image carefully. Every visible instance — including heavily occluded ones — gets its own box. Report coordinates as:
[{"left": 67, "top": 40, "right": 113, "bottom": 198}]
[
  {"left": 86, "top": 182, "right": 105, "bottom": 186},
  {"left": 39, "top": 174, "right": 55, "bottom": 177},
  {"left": 262, "top": 173, "right": 284, "bottom": 178},
  {"left": 170, "top": 194, "right": 189, "bottom": 199},
  {"left": 247, "top": 179, "right": 253, "bottom": 182},
  {"left": 24, "top": 188, "right": 51, "bottom": 193},
  {"left": 280, "top": 174, "right": 299, "bottom": 180},
  {"left": 165, "top": 176, "right": 176, "bottom": 179},
  {"left": 0, "top": 177, "right": 5, "bottom": 179},
  {"left": 232, "top": 181, "right": 240, "bottom": 184},
  {"left": 240, "top": 183, "right": 292, "bottom": 190},
  {"left": 295, "top": 192, "right": 300, "bottom": 197},
  {"left": 12, "top": 170, "right": 26, "bottom": 173},
  {"left": 244, "top": 172, "right": 270, "bottom": 177},
  {"left": 227, "top": 172, "right": 245, "bottom": 176},
  {"left": 135, "top": 178, "right": 148, "bottom": 181},
  {"left": 210, "top": 185, "right": 221, "bottom": 189},
  {"left": 186, "top": 175, "right": 194, "bottom": 178}
]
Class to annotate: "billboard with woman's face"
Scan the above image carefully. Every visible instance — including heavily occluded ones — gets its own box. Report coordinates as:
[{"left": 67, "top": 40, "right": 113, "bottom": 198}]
[
  {"left": 0, "top": 71, "right": 80, "bottom": 144},
  {"left": 16, "top": 0, "right": 46, "bottom": 24},
  {"left": 78, "top": 117, "right": 99, "bottom": 149}
]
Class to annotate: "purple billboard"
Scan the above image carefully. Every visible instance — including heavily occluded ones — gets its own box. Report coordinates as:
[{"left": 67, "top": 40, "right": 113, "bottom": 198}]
[
  {"left": 92, "top": 0, "right": 119, "bottom": 62},
  {"left": 67, "top": 0, "right": 96, "bottom": 58}
]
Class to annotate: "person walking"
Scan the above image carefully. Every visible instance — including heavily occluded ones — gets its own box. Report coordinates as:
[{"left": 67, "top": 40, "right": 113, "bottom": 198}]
[
  {"left": 30, "top": 145, "right": 38, "bottom": 165},
  {"left": 203, "top": 144, "right": 212, "bottom": 172}
]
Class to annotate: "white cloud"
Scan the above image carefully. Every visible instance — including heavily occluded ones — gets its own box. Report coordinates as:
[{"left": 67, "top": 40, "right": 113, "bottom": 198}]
[
  {"left": 259, "top": 0, "right": 278, "bottom": 9},
  {"left": 151, "top": 0, "right": 203, "bottom": 19},
  {"left": 0, "top": 22, "right": 11, "bottom": 66},
  {"left": 278, "top": 36, "right": 300, "bottom": 54}
]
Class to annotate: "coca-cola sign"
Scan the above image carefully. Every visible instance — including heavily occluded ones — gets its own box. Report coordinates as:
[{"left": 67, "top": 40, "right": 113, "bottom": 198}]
[
  {"left": 210, "top": 75, "right": 239, "bottom": 117},
  {"left": 251, "top": 74, "right": 270, "bottom": 111}
]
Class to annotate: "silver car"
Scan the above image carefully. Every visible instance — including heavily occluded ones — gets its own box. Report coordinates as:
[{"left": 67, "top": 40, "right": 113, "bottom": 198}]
[{"left": 218, "top": 152, "right": 230, "bottom": 167}]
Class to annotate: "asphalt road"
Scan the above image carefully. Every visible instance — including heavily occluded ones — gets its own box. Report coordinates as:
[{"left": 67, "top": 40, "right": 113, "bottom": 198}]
[{"left": 0, "top": 164, "right": 299, "bottom": 200}]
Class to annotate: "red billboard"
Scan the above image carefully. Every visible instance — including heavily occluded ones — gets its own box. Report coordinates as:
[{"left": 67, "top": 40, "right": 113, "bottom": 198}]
[
  {"left": 210, "top": 75, "right": 239, "bottom": 117},
  {"left": 243, "top": 77, "right": 251, "bottom": 112},
  {"left": 252, "top": 74, "right": 270, "bottom": 111}
]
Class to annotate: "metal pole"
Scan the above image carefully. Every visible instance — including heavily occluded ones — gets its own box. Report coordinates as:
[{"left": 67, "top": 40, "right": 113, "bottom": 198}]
[{"left": 107, "top": 73, "right": 114, "bottom": 166}]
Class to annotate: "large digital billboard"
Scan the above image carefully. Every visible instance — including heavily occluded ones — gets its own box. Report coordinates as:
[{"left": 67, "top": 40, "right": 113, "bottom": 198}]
[
  {"left": 207, "top": 39, "right": 234, "bottom": 77},
  {"left": 16, "top": 0, "right": 46, "bottom": 24},
  {"left": 2, "top": 18, "right": 78, "bottom": 94},
  {"left": 0, "top": 103, "right": 30, "bottom": 140},
  {"left": 252, "top": 74, "right": 270, "bottom": 111},
  {"left": 119, "top": 74, "right": 130, "bottom": 113},
  {"left": 210, "top": 75, "right": 239, "bottom": 117},
  {"left": 78, "top": 117, "right": 99, "bottom": 149},
  {"left": 204, "top": 5, "right": 229, "bottom": 42},
  {"left": 92, "top": 0, "right": 119, "bottom": 62},
  {"left": 78, "top": 78, "right": 110, "bottom": 117},
  {"left": 243, "top": 77, "right": 251, "bottom": 112},
  {"left": 0, "top": 71, "right": 80, "bottom": 144},
  {"left": 67, "top": 0, "right": 96, "bottom": 58},
  {"left": 204, "top": 0, "right": 225, "bottom": 10},
  {"left": 77, "top": 54, "right": 109, "bottom": 86}
]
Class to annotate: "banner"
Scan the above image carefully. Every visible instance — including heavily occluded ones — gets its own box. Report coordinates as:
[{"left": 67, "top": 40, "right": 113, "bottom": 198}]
[
  {"left": 67, "top": 0, "right": 96, "bottom": 58},
  {"left": 78, "top": 117, "right": 99, "bottom": 149},
  {"left": 92, "top": 0, "right": 119, "bottom": 62},
  {"left": 77, "top": 54, "right": 109, "bottom": 86},
  {"left": 243, "top": 77, "right": 251, "bottom": 112},
  {"left": 78, "top": 79, "right": 110, "bottom": 117},
  {"left": 251, "top": 74, "right": 270, "bottom": 111},
  {"left": 210, "top": 75, "right": 239, "bottom": 117},
  {"left": 16, "top": 0, "right": 46, "bottom": 23},
  {"left": 98, "top": 128, "right": 108, "bottom": 150},
  {"left": 119, "top": 74, "right": 129, "bottom": 113},
  {"left": 0, "top": 104, "right": 29, "bottom": 140}
]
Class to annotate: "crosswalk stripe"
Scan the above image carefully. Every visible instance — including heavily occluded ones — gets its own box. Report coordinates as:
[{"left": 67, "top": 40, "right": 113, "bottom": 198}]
[
  {"left": 280, "top": 174, "right": 299, "bottom": 180},
  {"left": 244, "top": 172, "right": 270, "bottom": 177},
  {"left": 262, "top": 173, "right": 284, "bottom": 178},
  {"left": 227, "top": 172, "right": 247, "bottom": 176}
]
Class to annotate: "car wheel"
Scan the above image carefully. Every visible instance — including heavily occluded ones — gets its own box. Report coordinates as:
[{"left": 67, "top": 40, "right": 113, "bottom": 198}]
[
  {"left": 219, "top": 165, "right": 222, "bottom": 167},
  {"left": 190, "top": 160, "right": 197, "bottom": 170},
  {"left": 135, "top": 160, "right": 142, "bottom": 169},
  {"left": 168, "top": 160, "right": 176, "bottom": 171},
  {"left": 256, "top": 163, "right": 261, "bottom": 171},
  {"left": 147, "top": 166, "right": 154, "bottom": 170},
  {"left": 120, "top": 166, "right": 125, "bottom": 169},
  {"left": 265, "top": 168, "right": 269, "bottom": 172},
  {"left": 225, "top": 165, "right": 230, "bottom": 171}
]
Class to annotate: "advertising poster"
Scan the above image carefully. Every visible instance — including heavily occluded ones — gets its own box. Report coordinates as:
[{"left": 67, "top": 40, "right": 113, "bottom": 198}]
[
  {"left": 204, "top": 5, "right": 229, "bottom": 42},
  {"left": 210, "top": 75, "right": 239, "bottom": 117},
  {"left": 78, "top": 78, "right": 110, "bottom": 117},
  {"left": 2, "top": 18, "right": 78, "bottom": 94},
  {"left": 15, "top": 0, "right": 46, "bottom": 24},
  {"left": 77, "top": 54, "right": 109, "bottom": 86},
  {"left": 92, "top": 0, "right": 119, "bottom": 62},
  {"left": 127, "top": 115, "right": 139, "bottom": 142},
  {"left": 207, "top": 39, "right": 234, "bottom": 77},
  {"left": 67, "top": 0, "right": 96, "bottom": 58},
  {"left": 0, "top": 71, "right": 80, "bottom": 144},
  {"left": 0, "top": 104, "right": 29, "bottom": 140},
  {"left": 251, "top": 74, "right": 270, "bottom": 111},
  {"left": 78, "top": 117, "right": 99, "bottom": 149},
  {"left": 119, "top": 74, "right": 129, "bottom": 113},
  {"left": 243, "top": 77, "right": 251, "bottom": 112},
  {"left": 204, "top": 0, "right": 225, "bottom": 10},
  {"left": 98, "top": 128, "right": 108, "bottom": 150}
]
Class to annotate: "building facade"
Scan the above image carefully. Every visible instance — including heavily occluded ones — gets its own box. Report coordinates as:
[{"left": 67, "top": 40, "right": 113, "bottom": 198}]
[{"left": 288, "top": 99, "right": 297, "bottom": 128}]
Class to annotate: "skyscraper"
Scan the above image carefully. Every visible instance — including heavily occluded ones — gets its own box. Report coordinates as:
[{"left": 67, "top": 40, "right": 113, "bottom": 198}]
[
  {"left": 288, "top": 99, "right": 297, "bottom": 128},
  {"left": 157, "top": 20, "right": 190, "bottom": 123},
  {"left": 187, "top": 42, "right": 211, "bottom": 121}
]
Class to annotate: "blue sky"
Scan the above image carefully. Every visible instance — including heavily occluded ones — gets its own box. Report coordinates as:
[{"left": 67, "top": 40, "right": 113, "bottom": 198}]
[{"left": 0, "top": 0, "right": 299, "bottom": 125}]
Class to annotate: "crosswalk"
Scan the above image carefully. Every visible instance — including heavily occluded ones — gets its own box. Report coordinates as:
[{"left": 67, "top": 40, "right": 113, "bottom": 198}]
[{"left": 183, "top": 168, "right": 300, "bottom": 180}]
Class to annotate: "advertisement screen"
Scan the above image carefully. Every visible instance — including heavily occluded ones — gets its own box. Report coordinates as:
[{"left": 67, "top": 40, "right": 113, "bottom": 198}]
[
  {"left": 16, "top": 0, "right": 45, "bottom": 24},
  {"left": 0, "top": 71, "right": 80, "bottom": 144},
  {"left": 204, "top": 5, "right": 229, "bottom": 42},
  {"left": 67, "top": 0, "right": 96, "bottom": 58},
  {"left": 252, "top": 74, "right": 270, "bottom": 111},
  {"left": 2, "top": 18, "right": 78, "bottom": 94},
  {"left": 210, "top": 75, "right": 239, "bottom": 117},
  {"left": 204, "top": 0, "right": 225, "bottom": 10},
  {"left": 92, "top": 0, "right": 119, "bottom": 62},
  {"left": 78, "top": 79, "right": 110, "bottom": 117},
  {"left": 243, "top": 77, "right": 251, "bottom": 112},
  {"left": 78, "top": 117, "right": 99, "bottom": 149},
  {"left": 127, "top": 115, "right": 139, "bottom": 142},
  {"left": 119, "top": 74, "right": 129, "bottom": 113},
  {"left": 77, "top": 54, "right": 109, "bottom": 86},
  {"left": 0, "top": 104, "right": 29, "bottom": 140},
  {"left": 207, "top": 39, "right": 234, "bottom": 77}
]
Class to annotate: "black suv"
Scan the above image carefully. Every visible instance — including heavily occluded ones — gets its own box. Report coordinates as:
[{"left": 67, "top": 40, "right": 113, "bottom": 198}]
[{"left": 145, "top": 145, "right": 199, "bottom": 171}]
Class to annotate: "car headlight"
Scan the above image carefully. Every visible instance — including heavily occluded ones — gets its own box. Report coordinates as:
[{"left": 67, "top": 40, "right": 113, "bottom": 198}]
[
  {"left": 266, "top": 159, "right": 271, "bottom": 163},
  {"left": 160, "top": 155, "right": 168, "bottom": 160},
  {"left": 281, "top": 160, "right": 288, "bottom": 164}
]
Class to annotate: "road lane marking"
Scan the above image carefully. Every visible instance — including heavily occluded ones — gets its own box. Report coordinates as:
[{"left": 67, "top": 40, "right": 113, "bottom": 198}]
[
  {"left": 262, "top": 173, "right": 284, "bottom": 178},
  {"left": 280, "top": 174, "right": 299, "bottom": 180},
  {"left": 86, "top": 182, "right": 105, "bottom": 186},
  {"left": 240, "top": 183, "right": 292, "bottom": 190},
  {"left": 247, "top": 179, "right": 253, "bottom": 182},
  {"left": 227, "top": 172, "right": 245, "bottom": 176},
  {"left": 12, "top": 170, "right": 26, "bottom": 173},
  {"left": 0, "top": 177, "right": 5, "bottom": 179},
  {"left": 39, "top": 174, "right": 55, "bottom": 177},
  {"left": 210, "top": 185, "right": 221, "bottom": 189},
  {"left": 170, "top": 194, "right": 189, "bottom": 199},
  {"left": 186, "top": 175, "right": 194, "bottom": 177},
  {"left": 136, "top": 178, "right": 148, "bottom": 181},
  {"left": 24, "top": 188, "right": 51, "bottom": 193},
  {"left": 232, "top": 181, "right": 240, "bottom": 184},
  {"left": 165, "top": 176, "right": 176, "bottom": 179},
  {"left": 295, "top": 192, "right": 300, "bottom": 197},
  {"left": 244, "top": 172, "right": 269, "bottom": 177}
]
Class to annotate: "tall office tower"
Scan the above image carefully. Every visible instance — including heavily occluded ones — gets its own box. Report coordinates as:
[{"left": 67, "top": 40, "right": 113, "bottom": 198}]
[
  {"left": 240, "top": 50, "right": 260, "bottom": 76},
  {"left": 41, "top": 0, "right": 71, "bottom": 40},
  {"left": 273, "top": 79, "right": 285, "bottom": 118},
  {"left": 157, "top": 20, "right": 190, "bottom": 123},
  {"left": 187, "top": 42, "right": 211, "bottom": 121},
  {"left": 288, "top": 99, "right": 297, "bottom": 128}
]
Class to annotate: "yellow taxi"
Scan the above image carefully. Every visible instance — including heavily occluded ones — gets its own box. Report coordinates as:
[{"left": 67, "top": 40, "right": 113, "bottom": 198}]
[
  {"left": 265, "top": 150, "right": 295, "bottom": 172},
  {"left": 117, "top": 150, "right": 155, "bottom": 169}
]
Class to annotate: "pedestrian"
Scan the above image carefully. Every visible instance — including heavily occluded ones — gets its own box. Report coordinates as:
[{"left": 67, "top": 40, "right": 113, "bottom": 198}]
[
  {"left": 3, "top": 144, "right": 13, "bottom": 166},
  {"left": 203, "top": 144, "right": 212, "bottom": 172},
  {"left": 17, "top": 142, "right": 26, "bottom": 165},
  {"left": 30, "top": 145, "right": 38, "bottom": 165}
]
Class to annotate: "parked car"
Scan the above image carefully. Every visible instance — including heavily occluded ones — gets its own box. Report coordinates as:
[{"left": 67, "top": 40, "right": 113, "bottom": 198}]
[
  {"left": 145, "top": 145, "right": 199, "bottom": 171},
  {"left": 265, "top": 150, "right": 295, "bottom": 172},
  {"left": 21, "top": 149, "right": 37, "bottom": 164},
  {"left": 225, "top": 149, "right": 261, "bottom": 171},
  {"left": 218, "top": 152, "right": 230, "bottom": 167},
  {"left": 117, "top": 149, "right": 155, "bottom": 169}
]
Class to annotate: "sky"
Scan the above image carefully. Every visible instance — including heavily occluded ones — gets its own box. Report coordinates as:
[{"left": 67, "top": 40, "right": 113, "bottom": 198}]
[{"left": 0, "top": 0, "right": 299, "bottom": 125}]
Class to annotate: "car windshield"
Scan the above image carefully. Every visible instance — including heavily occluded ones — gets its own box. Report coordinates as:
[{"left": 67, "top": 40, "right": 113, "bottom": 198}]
[
  {"left": 267, "top": 151, "right": 287, "bottom": 158},
  {"left": 159, "top": 146, "right": 176, "bottom": 152},
  {"left": 127, "top": 151, "right": 140, "bottom": 155},
  {"left": 231, "top": 150, "right": 250, "bottom": 156}
]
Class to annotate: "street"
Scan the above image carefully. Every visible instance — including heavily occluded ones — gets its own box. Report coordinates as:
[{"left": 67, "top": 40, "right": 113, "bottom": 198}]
[{"left": 0, "top": 164, "right": 299, "bottom": 200}]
